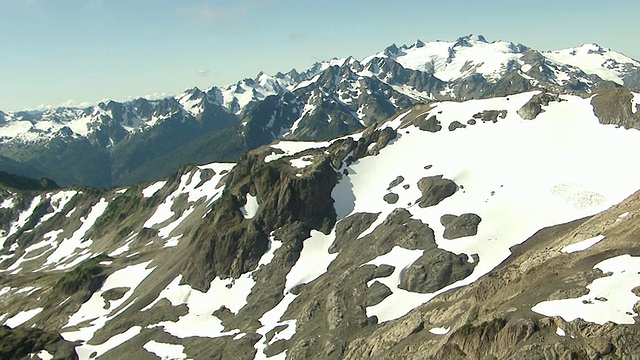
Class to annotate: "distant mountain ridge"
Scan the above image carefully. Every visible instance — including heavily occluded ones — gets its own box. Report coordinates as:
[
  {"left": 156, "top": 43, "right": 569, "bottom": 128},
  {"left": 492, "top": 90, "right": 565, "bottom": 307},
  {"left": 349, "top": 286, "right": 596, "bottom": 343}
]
[{"left": 1, "top": 34, "right": 639, "bottom": 188}]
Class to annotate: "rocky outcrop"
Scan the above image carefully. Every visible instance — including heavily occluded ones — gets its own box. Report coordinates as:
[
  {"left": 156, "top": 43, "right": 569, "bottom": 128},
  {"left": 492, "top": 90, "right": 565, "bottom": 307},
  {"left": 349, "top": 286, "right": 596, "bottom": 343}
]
[
  {"left": 0, "top": 325, "right": 77, "bottom": 360},
  {"left": 416, "top": 176, "right": 458, "bottom": 208},
  {"left": 591, "top": 88, "right": 640, "bottom": 130},
  {"left": 440, "top": 213, "right": 482, "bottom": 239},
  {"left": 517, "top": 92, "right": 561, "bottom": 120},
  {"left": 472, "top": 110, "right": 508, "bottom": 123},
  {"left": 182, "top": 150, "right": 339, "bottom": 290},
  {"left": 399, "top": 250, "right": 476, "bottom": 293}
]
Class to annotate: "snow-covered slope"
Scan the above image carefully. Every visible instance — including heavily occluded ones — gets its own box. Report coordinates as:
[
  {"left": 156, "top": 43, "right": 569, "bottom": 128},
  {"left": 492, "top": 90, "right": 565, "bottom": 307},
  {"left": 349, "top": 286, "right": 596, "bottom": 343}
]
[
  {"left": 2, "top": 90, "right": 640, "bottom": 359},
  {"left": 544, "top": 43, "right": 640, "bottom": 85}
]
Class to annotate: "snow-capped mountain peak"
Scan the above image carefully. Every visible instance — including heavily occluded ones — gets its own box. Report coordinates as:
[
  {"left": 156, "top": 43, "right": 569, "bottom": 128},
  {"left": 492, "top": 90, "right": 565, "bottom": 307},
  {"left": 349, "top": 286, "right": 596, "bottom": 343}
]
[{"left": 544, "top": 43, "right": 640, "bottom": 85}]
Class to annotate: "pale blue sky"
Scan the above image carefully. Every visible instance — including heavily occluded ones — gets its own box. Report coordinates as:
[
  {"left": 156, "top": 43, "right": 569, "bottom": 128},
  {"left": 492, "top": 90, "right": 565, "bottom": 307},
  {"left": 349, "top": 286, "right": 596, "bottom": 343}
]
[{"left": 1, "top": 0, "right": 638, "bottom": 111}]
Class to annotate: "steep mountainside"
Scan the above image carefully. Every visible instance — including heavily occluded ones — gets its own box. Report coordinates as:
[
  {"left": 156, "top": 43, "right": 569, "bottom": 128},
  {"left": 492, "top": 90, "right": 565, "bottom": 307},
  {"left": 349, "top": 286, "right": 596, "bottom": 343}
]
[
  {"left": 1, "top": 35, "right": 638, "bottom": 188},
  {"left": 1, "top": 90, "right": 640, "bottom": 359}
]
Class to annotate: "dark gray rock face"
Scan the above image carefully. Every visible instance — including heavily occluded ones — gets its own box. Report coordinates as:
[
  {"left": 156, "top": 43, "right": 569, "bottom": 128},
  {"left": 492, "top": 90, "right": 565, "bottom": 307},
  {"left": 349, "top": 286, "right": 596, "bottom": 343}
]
[
  {"left": 591, "top": 88, "right": 640, "bottom": 130},
  {"left": 387, "top": 176, "right": 405, "bottom": 190},
  {"left": 440, "top": 213, "right": 482, "bottom": 239},
  {"left": 517, "top": 92, "right": 560, "bottom": 120},
  {"left": 399, "top": 251, "right": 476, "bottom": 293},
  {"left": 383, "top": 193, "right": 399, "bottom": 204},
  {"left": 448, "top": 120, "right": 466, "bottom": 131},
  {"left": 416, "top": 176, "right": 458, "bottom": 208},
  {"left": 415, "top": 115, "right": 443, "bottom": 132},
  {"left": 472, "top": 110, "right": 507, "bottom": 123},
  {"left": 366, "top": 281, "right": 392, "bottom": 306}
]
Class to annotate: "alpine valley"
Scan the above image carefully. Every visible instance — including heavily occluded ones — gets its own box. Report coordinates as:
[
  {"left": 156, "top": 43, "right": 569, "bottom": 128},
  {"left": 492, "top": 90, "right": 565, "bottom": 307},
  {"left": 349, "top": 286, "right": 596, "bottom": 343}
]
[{"left": 1, "top": 35, "right": 640, "bottom": 359}]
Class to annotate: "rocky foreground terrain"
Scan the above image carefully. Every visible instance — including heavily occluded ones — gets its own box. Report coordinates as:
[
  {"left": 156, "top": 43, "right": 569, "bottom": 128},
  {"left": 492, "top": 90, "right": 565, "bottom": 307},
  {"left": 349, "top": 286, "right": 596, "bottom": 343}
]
[{"left": 0, "top": 87, "right": 639, "bottom": 359}]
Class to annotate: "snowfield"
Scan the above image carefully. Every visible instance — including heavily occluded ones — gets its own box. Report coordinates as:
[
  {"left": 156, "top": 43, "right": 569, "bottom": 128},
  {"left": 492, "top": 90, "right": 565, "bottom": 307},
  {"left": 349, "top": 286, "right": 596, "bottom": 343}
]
[{"left": 532, "top": 254, "right": 640, "bottom": 324}]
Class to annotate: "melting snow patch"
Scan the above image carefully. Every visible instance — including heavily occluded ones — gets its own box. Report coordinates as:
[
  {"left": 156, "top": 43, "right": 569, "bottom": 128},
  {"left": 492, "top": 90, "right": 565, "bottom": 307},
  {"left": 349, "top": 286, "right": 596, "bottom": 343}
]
[
  {"left": 36, "top": 350, "right": 53, "bottom": 360},
  {"left": 4, "top": 308, "right": 43, "bottom": 328},
  {"left": 284, "top": 230, "right": 338, "bottom": 293},
  {"left": 429, "top": 327, "right": 450, "bottom": 335},
  {"left": 561, "top": 235, "right": 605, "bottom": 253},
  {"left": 264, "top": 141, "right": 329, "bottom": 163},
  {"left": 142, "top": 180, "right": 167, "bottom": 198},
  {"left": 258, "top": 235, "right": 283, "bottom": 268},
  {"left": 616, "top": 211, "right": 629, "bottom": 222},
  {"left": 268, "top": 320, "right": 297, "bottom": 344},
  {"left": 255, "top": 230, "right": 337, "bottom": 359},
  {"left": 143, "top": 340, "right": 187, "bottom": 360},
  {"left": 632, "top": 92, "right": 640, "bottom": 114},
  {"left": 241, "top": 194, "right": 259, "bottom": 219},
  {"left": 0, "top": 195, "right": 41, "bottom": 247},
  {"left": 363, "top": 246, "right": 424, "bottom": 321},
  {"left": 62, "top": 261, "right": 155, "bottom": 343},
  {"left": 289, "top": 155, "right": 314, "bottom": 169},
  {"left": 532, "top": 254, "right": 640, "bottom": 324},
  {"left": 0, "top": 198, "right": 13, "bottom": 209},
  {"left": 74, "top": 326, "right": 141, "bottom": 360},
  {"left": 556, "top": 327, "right": 566, "bottom": 336},
  {"left": 158, "top": 208, "right": 195, "bottom": 239},
  {"left": 45, "top": 198, "right": 109, "bottom": 267},
  {"left": 147, "top": 274, "right": 252, "bottom": 338},
  {"left": 108, "top": 233, "right": 137, "bottom": 257},
  {"left": 164, "top": 235, "right": 183, "bottom": 248}
]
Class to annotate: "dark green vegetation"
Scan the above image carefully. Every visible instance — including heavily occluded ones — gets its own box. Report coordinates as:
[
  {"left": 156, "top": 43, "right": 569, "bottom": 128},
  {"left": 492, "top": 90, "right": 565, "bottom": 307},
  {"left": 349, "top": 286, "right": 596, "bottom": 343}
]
[
  {"left": 53, "top": 254, "right": 111, "bottom": 301},
  {"left": 0, "top": 170, "right": 58, "bottom": 191}
]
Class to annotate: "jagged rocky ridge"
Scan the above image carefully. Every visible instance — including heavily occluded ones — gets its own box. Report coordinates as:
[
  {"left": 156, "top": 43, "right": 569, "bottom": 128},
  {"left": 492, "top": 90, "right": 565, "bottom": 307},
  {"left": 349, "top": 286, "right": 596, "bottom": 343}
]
[
  {"left": 1, "top": 89, "right": 640, "bottom": 359},
  {"left": 1, "top": 35, "right": 639, "bottom": 188}
]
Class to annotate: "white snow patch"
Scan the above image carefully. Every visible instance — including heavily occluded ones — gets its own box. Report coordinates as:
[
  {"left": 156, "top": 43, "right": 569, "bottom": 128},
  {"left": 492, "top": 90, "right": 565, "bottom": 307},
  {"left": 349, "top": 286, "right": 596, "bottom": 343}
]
[
  {"left": 429, "top": 327, "right": 450, "bottom": 335},
  {"left": 284, "top": 230, "right": 338, "bottom": 293},
  {"left": 143, "top": 340, "right": 187, "bottom": 360},
  {"left": 4, "top": 308, "right": 43, "bottom": 328},
  {"left": 258, "top": 235, "right": 283, "bottom": 268},
  {"left": 289, "top": 155, "right": 314, "bottom": 169},
  {"left": 556, "top": 327, "right": 566, "bottom": 336},
  {"left": 158, "top": 207, "right": 195, "bottom": 239},
  {"left": 264, "top": 140, "right": 329, "bottom": 163},
  {"left": 142, "top": 180, "right": 167, "bottom": 198},
  {"left": 364, "top": 246, "right": 424, "bottom": 321},
  {"left": 532, "top": 254, "right": 640, "bottom": 324},
  {"left": 62, "top": 261, "right": 155, "bottom": 343},
  {"left": 108, "top": 233, "right": 137, "bottom": 257},
  {"left": 561, "top": 235, "right": 606, "bottom": 253},
  {"left": 45, "top": 198, "right": 109, "bottom": 268},
  {"left": 241, "top": 194, "right": 259, "bottom": 219},
  {"left": 0, "top": 198, "right": 14, "bottom": 209},
  {"left": 163, "top": 235, "right": 183, "bottom": 248},
  {"left": 147, "top": 274, "right": 252, "bottom": 338},
  {"left": 632, "top": 92, "right": 640, "bottom": 114},
  {"left": 268, "top": 319, "right": 296, "bottom": 344},
  {"left": 0, "top": 195, "right": 41, "bottom": 247},
  {"left": 74, "top": 326, "right": 141, "bottom": 360},
  {"left": 38, "top": 191, "right": 77, "bottom": 225},
  {"left": 36, "top": 350, "right": 53, "bottom": 360}
]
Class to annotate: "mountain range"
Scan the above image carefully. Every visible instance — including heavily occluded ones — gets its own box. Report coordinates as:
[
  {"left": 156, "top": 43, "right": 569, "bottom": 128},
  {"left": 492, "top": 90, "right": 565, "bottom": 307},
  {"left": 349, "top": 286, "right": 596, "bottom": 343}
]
[
  {"left": 1, "top": 34, "right": 638, "bottom": 188},
  {"left": 0, "top": 35, "right": 640, "bottom": 360}
]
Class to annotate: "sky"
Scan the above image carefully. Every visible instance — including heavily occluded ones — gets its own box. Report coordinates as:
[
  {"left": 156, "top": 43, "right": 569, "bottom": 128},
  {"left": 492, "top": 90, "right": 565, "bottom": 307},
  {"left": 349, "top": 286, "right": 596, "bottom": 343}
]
[{"left": 0, "top": 0, "right": 638, "bottom": 112}]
